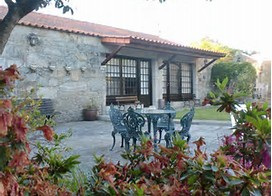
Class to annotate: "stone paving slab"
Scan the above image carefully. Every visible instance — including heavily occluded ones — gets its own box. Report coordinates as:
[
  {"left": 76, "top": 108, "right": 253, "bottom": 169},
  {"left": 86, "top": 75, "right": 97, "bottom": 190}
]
[{"left": 53, "top": 120, "right": 233, "bottom": 171}]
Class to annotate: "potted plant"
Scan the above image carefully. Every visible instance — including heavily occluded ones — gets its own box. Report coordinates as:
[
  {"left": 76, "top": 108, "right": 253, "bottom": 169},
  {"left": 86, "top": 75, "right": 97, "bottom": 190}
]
[{"left": 83, "top": 98, "right": 98, "bottom": 121}]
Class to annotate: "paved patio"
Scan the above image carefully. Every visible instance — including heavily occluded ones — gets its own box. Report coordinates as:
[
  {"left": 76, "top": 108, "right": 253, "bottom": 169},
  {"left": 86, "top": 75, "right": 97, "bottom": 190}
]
[{"left": 51, "top": 119, "right": 232, "bottom": 171}]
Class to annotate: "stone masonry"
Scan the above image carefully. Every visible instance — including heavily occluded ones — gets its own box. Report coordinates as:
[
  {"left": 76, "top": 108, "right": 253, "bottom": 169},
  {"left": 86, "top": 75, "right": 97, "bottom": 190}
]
[
  {"left": 0, "top": 24, "right": 215, "bottom": 122},
  {"left": 1, "top": 25, "right": 107, "bottom": 122}
]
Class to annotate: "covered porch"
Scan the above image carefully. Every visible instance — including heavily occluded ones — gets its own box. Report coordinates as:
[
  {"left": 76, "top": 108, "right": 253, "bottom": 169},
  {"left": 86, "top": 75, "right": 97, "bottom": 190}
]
[{"left": 101, "top": 36, "right": 225, "bottom": 108}]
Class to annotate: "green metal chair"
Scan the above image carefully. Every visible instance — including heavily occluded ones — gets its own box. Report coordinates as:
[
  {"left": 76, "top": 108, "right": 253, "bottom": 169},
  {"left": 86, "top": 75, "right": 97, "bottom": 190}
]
[
  {"left": 164, "top": 106, "right": 195, "bottom": 147},
  {"left": 156, "top": 102, "right": 176, "bottom": 144},
  {"left": 178, "top": 106, "right": 195, "bottom": 142},
  {"left": 122, "top": 107, "right": 147, "bottom": 151},
  {"left": 109, "top": 104, "right": 127, "bottom": 151}
]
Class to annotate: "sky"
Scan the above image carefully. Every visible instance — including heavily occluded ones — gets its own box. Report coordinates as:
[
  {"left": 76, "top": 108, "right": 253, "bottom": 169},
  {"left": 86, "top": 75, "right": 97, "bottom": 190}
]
[{"left": 1, "top": 0, "right": 271, "bottom": 57}]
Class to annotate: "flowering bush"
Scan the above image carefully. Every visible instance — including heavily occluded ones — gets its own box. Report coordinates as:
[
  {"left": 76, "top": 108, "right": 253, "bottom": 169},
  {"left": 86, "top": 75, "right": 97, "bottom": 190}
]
[
  {"left": 0, "top": 65, "right": 79, "bottom": 195},
  {"left": 86, "top": 78, "right": 270, "bottom": 195},
  {"left": 1, "top": 66, "right": 270, "bottom": 195}
]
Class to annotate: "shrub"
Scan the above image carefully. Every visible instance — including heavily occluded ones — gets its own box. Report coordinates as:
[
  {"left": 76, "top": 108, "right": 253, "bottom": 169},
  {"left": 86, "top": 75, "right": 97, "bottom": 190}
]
[
  {"left": 85, "top": 78, "right": 270, "bottom": 195},
  {"left": 0, "top": 64, "right": 80, "bottom": 195}
]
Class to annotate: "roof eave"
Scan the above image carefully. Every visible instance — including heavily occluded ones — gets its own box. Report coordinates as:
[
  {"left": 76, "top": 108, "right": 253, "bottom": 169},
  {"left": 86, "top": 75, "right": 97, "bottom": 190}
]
[{"left": 101, "top": 36, "right": 226, "bottom": 59}]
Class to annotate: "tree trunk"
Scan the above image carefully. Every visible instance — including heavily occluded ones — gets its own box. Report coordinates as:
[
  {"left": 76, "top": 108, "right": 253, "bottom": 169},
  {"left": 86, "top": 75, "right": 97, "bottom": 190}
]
[
  {"left": 0, "top": 8, "right": 21, "bottom": 54},
  {"left": 0, "top": 1, "right": 40, "bottom": 54}
]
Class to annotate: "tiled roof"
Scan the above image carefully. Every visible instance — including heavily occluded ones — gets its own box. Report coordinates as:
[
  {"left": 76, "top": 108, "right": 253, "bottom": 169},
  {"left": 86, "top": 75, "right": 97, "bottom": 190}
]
[{"left": 0, "top": 6, "right": 224, "bottom": 57}]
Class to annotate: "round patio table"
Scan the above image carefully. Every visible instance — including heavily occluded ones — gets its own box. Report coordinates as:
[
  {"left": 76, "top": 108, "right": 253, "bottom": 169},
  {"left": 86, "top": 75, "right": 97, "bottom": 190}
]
[{"left": 136, "top": 108, "right": 176, "bottom": 149}]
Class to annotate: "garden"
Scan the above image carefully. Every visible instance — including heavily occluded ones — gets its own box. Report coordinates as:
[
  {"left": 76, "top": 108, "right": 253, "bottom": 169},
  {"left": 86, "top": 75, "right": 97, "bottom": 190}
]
[{"left": 0, "top": 65, "right": 270, "bottom": 195}]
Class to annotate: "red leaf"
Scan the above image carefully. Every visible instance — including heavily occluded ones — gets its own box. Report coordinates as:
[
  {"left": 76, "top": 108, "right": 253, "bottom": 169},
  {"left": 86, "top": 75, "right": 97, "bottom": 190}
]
[
  {"left": 0, "top": 99, "right": 12, "bottom": 110},
  {"left": 8, "top": 151, "right": 30, "bottom": 171},
  {"left": 0, "top": 112, "right": 12, "bottom": 137},
  {"left": 36, "top": 125, "right": 55, "bottom": 141},
  {"left": 193, "top": 137, "right": 206, "bottom": 150},
  {"left": 0, "top": 181, "right": 4, "bottom": 195},
  {"left": 13, "top": 116, "right": 28, "bottom": 142},
  {"left": 0, "top": 64, "right": 20, "bottom": 87}
]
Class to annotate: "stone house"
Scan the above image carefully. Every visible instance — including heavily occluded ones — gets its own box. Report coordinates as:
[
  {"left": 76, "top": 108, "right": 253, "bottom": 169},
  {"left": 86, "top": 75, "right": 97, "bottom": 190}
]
[{"left": 0, "top": 6, "right": 225, "bottom": 122}]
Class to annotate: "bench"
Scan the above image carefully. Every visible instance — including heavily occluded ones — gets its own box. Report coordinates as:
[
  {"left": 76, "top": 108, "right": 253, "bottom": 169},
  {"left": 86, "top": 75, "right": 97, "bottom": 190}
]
[
  {"left": 107, "top": 95, "right": 140, "bottom": 110},
  {"left": 32, "top": 99, "right": 60, "bottom": 125},
  {"left": 116, "top": 96, "right": 138, "bottom": 105}
]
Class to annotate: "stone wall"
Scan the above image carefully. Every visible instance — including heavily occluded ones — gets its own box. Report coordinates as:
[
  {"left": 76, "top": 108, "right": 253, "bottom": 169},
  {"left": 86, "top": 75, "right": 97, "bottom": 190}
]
[
  {"left": 195, "top": 58, "right": 213, "bottom": 102},
  {"left": 0, "top": 24, "right": 215, "bottom": 121},
  {"left": 1, "top": 25, "right": 107, "bottom": 122}
]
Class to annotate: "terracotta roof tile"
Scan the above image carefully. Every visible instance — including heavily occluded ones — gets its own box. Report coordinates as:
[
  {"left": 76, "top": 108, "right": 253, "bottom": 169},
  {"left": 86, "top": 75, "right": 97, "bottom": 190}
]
[{"left": 0, "top": 6, "right": 224, "bottom": 57}]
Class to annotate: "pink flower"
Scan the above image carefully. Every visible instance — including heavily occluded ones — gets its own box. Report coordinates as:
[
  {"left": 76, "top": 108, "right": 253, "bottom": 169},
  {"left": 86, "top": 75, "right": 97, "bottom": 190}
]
[{"left": 262, "top": 148, "right": 271, "bottom": 168}]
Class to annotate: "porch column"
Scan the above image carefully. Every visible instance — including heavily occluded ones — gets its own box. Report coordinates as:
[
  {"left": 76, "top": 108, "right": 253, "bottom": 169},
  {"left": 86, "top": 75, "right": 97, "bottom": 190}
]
[{"left": 166, "top": 62, "right": 170, "bottom": 103}]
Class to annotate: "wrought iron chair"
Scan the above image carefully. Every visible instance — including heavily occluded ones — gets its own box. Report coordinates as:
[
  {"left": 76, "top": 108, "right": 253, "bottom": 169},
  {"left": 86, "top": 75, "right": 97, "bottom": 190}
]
[
  {"left": 122, "top": 107, "right": 147, "bottom": 151},
  {"left": 178, "top": 106, "right": 195, "bottom": 142},
  {"left": 157, "top": 102, "right": 176, "bottom": 144},
  {"left": 164, "top": 106, "right": 195, "bottom": 147},
  {"left": 109, "top": 104, "right": 127, "bottom": 151}
]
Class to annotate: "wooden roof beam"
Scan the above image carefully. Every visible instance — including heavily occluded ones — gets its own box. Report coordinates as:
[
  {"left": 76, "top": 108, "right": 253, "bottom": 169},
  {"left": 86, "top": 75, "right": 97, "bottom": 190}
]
[
  {"left": 159, "top": 55, "right": 177, "bottom": 70},
  {"left": 101, "top": 45, "right": 125, "bottom": 65},
  {"left": 198, "top": 59, "right": 217, "bottom": 72}
]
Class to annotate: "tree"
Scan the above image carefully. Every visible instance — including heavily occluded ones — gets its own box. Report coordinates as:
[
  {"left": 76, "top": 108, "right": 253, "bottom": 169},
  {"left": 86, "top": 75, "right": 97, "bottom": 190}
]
[
  {"left": 192, "top": 38, "right": 257, "bottom": 96},
  {"left": 211, "top": 62, "right": 256, "bottom": 95},
  {"left": 0, "top": 0, "right": 73, "bottom": 55},
  {"left": 191, "top": 37, "right": 238, "bottom": 62}
]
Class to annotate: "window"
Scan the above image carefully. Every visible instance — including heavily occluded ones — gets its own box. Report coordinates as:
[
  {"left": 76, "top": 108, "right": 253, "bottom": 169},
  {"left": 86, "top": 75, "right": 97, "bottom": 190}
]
[
  {"left": 106, "top": 56, "right": 152, "bottom": 105},
  {"left": 106, "top": 58, "right": 137, "bottom": 96},
  {"left": 163, "top": 63, "right": 193, "bottom": 101},
  {"left": 140, "top": 61, "right": 149, "bottom": 95}
]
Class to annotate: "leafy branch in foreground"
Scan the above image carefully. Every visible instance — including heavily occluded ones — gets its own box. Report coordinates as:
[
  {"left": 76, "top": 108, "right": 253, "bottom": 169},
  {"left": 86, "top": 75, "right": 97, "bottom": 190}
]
[
  {"left": 0, "top": 64, "right": 80, "bottom": 195},
  {"left": 85, "top": 77, "right": 270, "bottom": 195}
]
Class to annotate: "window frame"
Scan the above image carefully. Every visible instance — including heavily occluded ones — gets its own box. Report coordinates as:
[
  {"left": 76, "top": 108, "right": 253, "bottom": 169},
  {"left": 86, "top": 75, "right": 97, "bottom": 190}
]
[
  {"left": 106, "top": 55, "right": 152, "bottom": 105},
  {"left": 162, "top": 62, "right": 194, "bottom": 101}
]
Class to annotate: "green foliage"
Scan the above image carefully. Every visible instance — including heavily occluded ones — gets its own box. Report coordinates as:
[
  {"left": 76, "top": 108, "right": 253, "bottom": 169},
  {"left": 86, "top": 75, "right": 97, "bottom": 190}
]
[
  {"left": 59, "top": 167, "right": 89, "bottom": 194},
  {"left": 32, "top": 130, "right": 80, "bottom": 183},
  {"left": 83, "top": 77, "right": 270, "bottom": 195},
  {"left": 85, "top": 134, "right": 270, "bottom": 195},
  {"left": 0, "top": 65, "right": 80, "bottom": 195},
  {"left": 12, "top": 95, "right": 55, "bottom": 132},
  {"left": 175, "top": 106, "right": 230, "bottom": 121},
  {"left": 191, "top": 37, "right": 237, "bottom": 62},
  {"left": 209, "top": 78, "right": 244, "bottom": 113},
  {"left": 211, "top": 62, "right": 256, "bottom": 95},
  {"left": 193, "top": 38, "right": 257, "bottom": 96}
]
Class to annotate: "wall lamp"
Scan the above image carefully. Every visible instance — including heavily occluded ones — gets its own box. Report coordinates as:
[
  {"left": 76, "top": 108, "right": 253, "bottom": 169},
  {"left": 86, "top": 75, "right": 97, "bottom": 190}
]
[{"left": 27, "top": 33, "right": 40, "bottom": 46}]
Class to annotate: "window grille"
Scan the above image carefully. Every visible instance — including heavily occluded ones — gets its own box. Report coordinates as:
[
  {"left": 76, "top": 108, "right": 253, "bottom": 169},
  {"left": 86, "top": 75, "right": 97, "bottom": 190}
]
[
  {"left": 162, "top": 62, "right": 193, "bottom": 101},
  {"left": 106, "top": 56, "right": 151, "bottom": 98},
  {"left": 140, "top": 61, "right": 149, "bottom": 95}
]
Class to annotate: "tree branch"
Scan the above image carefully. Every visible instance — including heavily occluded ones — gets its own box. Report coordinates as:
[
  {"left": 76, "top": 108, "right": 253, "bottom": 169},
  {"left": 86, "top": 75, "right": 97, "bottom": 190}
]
[
  {"left": 18, "top": 0, "right": 44, "bottom": 15},
  {"left": 4, "top": 0, "right": 15, "bottom": 7}
]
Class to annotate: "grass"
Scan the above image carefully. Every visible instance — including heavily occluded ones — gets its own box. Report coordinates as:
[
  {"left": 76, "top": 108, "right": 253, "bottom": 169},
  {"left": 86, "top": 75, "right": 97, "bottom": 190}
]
[{"left": 175, "top": 106, "right": 231, "bottom": 121}]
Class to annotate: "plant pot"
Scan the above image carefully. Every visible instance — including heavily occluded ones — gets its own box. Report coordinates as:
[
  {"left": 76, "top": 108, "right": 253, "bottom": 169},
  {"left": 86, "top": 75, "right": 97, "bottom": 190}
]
[{"left": 83, "top": 108, "right": 97, "bottom": 121}]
